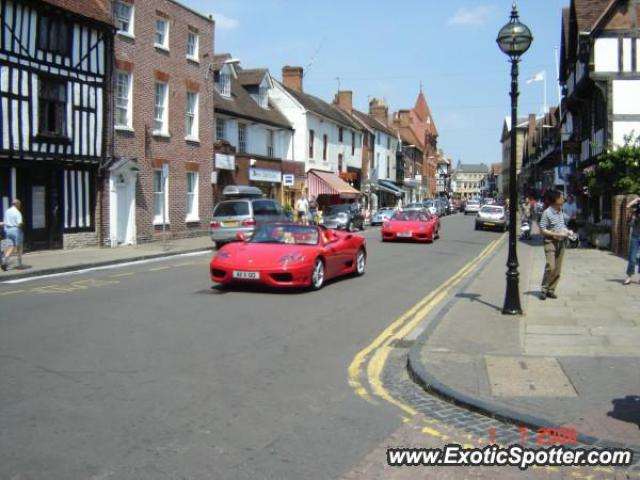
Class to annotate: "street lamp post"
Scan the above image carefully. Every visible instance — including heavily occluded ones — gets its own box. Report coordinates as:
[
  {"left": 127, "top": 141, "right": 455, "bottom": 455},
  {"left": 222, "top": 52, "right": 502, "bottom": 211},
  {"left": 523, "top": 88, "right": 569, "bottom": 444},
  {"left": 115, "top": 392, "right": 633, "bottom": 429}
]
[{"left": 497, "top": 1, "right": 533, "bottom": 315}]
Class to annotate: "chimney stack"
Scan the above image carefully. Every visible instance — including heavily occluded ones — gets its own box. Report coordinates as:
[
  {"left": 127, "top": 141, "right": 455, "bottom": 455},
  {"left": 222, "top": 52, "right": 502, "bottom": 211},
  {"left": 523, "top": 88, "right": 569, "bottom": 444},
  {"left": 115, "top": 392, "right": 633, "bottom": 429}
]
[
  {"left": 282, "top": 66, "right": 303, "bottom": 92},
  {"left": 369, "top": 98, "right": 389, "bottom": 124},
  {"left": 398, "top": 110, "right": 411, "bottom": 128},
  {"left": 334, "top": 90, "right": 353, "bottom": 114}
]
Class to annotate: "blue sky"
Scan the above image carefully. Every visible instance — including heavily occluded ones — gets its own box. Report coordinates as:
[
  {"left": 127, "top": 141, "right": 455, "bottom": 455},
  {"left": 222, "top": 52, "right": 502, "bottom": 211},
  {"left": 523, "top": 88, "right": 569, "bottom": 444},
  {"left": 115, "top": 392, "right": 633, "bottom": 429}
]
[{"left": 186, "top": 0, "right": 567, "bottom": 166}]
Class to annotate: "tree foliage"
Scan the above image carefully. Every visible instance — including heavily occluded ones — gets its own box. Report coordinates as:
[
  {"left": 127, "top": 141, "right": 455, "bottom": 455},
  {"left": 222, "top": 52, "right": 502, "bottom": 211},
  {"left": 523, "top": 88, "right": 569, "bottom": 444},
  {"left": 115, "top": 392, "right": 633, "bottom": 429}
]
[{"left": 585, "top": 133, "right": 640, "bottom": 195}]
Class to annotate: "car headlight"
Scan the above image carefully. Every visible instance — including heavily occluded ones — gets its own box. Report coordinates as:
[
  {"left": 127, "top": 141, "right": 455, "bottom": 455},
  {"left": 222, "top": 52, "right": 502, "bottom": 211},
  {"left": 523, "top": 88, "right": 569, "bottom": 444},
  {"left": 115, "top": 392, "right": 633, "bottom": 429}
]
[
  {"left": 383, "top": 222, "right": 391, "bottom": 229},
  {"left": 279, "top": 254, "right": 306, "bottom": 265},
  {"left": 215, "top": 251, "right": 231, "bottom": 260}
]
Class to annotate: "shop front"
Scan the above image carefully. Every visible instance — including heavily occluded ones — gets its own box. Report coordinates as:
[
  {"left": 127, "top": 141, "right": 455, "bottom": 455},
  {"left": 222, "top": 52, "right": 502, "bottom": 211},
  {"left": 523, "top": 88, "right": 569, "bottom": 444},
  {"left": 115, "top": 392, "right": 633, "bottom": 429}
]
[
  {"left": 248, "top": 165, "right": 282, "bottom": 200},
  {"left": 307, "top": 169, "right": 362, "bottom": 209}
]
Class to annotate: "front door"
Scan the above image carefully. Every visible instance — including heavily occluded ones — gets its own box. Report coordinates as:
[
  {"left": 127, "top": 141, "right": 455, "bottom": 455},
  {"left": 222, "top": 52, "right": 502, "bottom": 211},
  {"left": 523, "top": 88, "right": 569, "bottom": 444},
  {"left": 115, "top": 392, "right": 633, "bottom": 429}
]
[
  {"left": 22, "top": 166, "right": 63, "bottom": 251},
  {"left": 111, "top": 169, "right": 136, "bottom": 246}
]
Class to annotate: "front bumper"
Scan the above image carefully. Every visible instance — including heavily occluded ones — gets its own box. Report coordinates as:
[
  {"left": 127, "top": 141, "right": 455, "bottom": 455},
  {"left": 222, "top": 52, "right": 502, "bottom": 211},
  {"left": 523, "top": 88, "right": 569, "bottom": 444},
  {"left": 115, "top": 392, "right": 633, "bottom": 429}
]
[
  {"left": 322, "top": 221, "right": 348, "bottom": 230},
  {"left": 476, "top": 219, "right": 506, "bottom": 229},
  {"left": 381, "top": 229, "right": 433, "bottom": 242},
  {"left": 210, "top": 261, "right": 313, "bottom": 288}
]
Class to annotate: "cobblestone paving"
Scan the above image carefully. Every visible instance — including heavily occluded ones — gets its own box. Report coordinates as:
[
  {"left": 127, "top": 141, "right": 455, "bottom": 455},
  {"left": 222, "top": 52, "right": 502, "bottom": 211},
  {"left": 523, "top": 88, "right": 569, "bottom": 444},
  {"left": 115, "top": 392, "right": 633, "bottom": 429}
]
[{"left": 341, "top": 346, "right": 640, "bottom": 479}]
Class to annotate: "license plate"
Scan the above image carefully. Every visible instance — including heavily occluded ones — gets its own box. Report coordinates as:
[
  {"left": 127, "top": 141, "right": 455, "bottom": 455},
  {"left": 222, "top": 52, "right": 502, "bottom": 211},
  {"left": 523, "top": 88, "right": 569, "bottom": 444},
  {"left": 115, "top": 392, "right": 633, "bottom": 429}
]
[
  {"left": 397, "top": 232, "right": 412, "bottom": 237},
  {"left": 483, "top": 222, "right": 495, "bottom": 226},
  {"left": 223, "top": 221, "right": 240, "bottom": 227},
  {"left": 232, "top": 270, "right": 260, "bottom": 280}
]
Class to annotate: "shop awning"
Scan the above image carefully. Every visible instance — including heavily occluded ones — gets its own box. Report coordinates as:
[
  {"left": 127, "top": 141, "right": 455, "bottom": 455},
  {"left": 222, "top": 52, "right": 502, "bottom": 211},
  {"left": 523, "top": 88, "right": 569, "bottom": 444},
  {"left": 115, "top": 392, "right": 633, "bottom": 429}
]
[
  {"left": 308, "top": 169, "right": 361, "bottom": 199},
  {"left": 378, "top": 180, "right": 404, "bottom": 197}
]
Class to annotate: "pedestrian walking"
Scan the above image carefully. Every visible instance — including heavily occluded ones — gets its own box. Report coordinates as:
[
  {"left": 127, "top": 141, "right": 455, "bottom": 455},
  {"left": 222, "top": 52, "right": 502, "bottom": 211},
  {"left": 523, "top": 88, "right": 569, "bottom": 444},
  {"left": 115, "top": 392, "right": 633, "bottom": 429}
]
[
  {"left": 2, "top": 199, "right": 24, "bottom": 271},
  {"left": 562, "top": 194, "right": 578, "bottom": 232},
  {"left": 539, "top": 190, "right": 573, "bottom": 300},
  {"left": 623, "top": 197, "right": 640, "bottom": 285},
  {"left": 295, "top": 195, "right": 309, "bottom": 225},
  {"left": 308, "top": 195, "right": 318, "bottom": 225}
]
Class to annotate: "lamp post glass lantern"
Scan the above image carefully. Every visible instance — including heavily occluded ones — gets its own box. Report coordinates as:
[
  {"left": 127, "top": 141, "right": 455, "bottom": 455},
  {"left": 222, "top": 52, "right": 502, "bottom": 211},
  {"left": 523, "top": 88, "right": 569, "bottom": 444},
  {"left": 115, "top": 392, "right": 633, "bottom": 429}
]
[{"left": 497, "top": 1, "right": 532, "bottom": 315}]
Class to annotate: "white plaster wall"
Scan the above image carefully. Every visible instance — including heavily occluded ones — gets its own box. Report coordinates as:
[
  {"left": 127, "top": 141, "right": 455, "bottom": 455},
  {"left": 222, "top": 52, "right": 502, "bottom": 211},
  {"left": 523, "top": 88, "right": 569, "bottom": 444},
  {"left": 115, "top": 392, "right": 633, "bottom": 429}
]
[
  {"left": 612, "top": 80, "right": 640, "bottom": 115},
  {"left": 613, "top": 121, "right": 640, "bottom": 147},
  {"left": 623, "top": 38, "right": 633, "bottom": 72},
  {"left": 269, "top": 84, "right": 307, "bottom": 163},
  {"left": 374, "top": 132, "right": 398, "bottom": 181},
  {"left": 594, "top": 38, "right": 619, "bottom": 72}
]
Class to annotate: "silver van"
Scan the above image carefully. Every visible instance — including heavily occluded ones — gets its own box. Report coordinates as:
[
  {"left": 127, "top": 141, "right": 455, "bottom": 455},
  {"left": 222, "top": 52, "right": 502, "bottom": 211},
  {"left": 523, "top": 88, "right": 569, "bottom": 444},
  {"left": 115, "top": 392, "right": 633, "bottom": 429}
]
[{"left": 210, "top": 196, "right": 287, "bottom": 248}]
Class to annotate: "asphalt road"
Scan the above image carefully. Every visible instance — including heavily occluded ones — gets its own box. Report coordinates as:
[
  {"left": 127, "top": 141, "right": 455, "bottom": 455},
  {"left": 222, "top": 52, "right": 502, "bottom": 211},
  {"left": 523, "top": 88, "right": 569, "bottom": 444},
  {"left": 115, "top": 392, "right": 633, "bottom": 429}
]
[{"left": 0, "top": 213, "right": 498, "bottom": 480}]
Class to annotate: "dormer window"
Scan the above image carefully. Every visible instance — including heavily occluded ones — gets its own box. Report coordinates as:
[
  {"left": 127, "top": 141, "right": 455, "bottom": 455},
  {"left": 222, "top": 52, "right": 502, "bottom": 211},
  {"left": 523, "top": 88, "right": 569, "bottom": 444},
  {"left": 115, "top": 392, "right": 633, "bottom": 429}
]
[
  {"left": 258, "top": 85, "right": 268, "bottom": 109},
  {"left": 216, "top": 71, "right": 231, "bottom": 97}
]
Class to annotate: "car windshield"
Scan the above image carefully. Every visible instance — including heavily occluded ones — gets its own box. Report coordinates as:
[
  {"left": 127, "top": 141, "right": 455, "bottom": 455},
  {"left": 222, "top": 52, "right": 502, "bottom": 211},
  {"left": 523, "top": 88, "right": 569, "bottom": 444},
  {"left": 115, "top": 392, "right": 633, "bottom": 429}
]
[
  {"left": 468, "top": 200, "right": 480, "bottom": 205},
  {"left": 213, "top": 201, "right": 250, "bottom": 217},
  {"left": 405, "top": 203, "right": 423, "bottom": 209},
  {"left": 480, "top": 206, "right": 503, "bottom": 214},
  {"left": 422, "top": 201, "right": 434, "bottom": 207},
  {"left": 325, "top": 204, "right": 352, "bottom": 215},
  {"left": 391, "top": 211, "right": 431, "bottom": 221},
  {"left": 251, "top": 224, "right": 319, "bottom": 245}
]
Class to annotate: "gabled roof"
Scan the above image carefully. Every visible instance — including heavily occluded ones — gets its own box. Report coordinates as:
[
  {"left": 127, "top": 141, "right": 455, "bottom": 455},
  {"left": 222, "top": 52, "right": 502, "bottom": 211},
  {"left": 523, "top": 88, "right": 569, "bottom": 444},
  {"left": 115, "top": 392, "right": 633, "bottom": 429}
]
[
  {"left": 281, "top": 85, "right": 361, "bottom": 130},
  {"left": 414, "top": 92, "right": 438, "bottom": 137},
  {"left": 457, "top": 163, "right": 489, "bottom": 174},
  {"left": 42, "top": 0, "right": 112, "bottom": 26},
  {"left": 237, "top": 68, "right": 268, "bottom": 87},
  {"left": 214, "top": 62, "right": 291, "bottom": 130},
  {"left": 573, "top": 0, "right": 613, "bottom": 33},
  {"left": 352, "top": 110, "right": 396, "bottom": 137}
]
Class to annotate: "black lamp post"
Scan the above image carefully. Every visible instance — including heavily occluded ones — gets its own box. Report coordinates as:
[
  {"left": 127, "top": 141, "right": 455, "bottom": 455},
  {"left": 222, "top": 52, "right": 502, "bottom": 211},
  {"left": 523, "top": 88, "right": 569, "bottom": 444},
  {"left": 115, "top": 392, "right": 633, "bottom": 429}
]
[{"left": 497, "top": 1, "right": 533, "bottom": 315}]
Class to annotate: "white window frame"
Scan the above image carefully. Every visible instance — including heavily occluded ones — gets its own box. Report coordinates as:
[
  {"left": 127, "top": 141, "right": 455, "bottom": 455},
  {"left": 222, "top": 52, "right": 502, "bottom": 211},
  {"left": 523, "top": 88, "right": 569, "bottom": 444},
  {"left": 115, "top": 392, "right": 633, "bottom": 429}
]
[
  {"left": 216, "top": 117, "right": 226, "bottom": 141},
  {"left": 185, "top": 90, "right": 199, "bottom": 141},
  {"left": 238, "top": 123, "right": 247, "bottom": 153},
  {"left": 114, "top": 1, "right": 134, "bottom": 37},
  {"left": 185, "top": 171, "right": 199, "bottom": 222},
  {"left": 217, "top": 70, "right": 231, "bottom": 97},
  {"left": 186, "top": 31, "right": 199, "bottom": 62},
  {"left": 114, "top": 70, "right": 133, "bottom": 130},
  {"left": 153, "top": 81, "right": 169, "bottom": 136},
  {"left": 153, "top": 169, "right": 169, "bottom": 225},
  {"left": 154, "top": 18, "right": 169, "bottom": 50}
]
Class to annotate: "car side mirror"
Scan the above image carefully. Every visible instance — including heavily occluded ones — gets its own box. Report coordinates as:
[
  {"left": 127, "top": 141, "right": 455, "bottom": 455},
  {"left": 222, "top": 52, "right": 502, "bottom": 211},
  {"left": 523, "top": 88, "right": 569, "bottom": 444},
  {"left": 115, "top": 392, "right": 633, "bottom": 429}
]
[{"left": 235, "top": 232, "right": 247, "bottom": 242}]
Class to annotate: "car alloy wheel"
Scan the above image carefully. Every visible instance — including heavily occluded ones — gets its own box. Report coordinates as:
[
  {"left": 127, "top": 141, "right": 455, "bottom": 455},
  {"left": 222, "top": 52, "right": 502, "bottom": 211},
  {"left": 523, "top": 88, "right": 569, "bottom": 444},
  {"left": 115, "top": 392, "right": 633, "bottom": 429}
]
[
  {"left": 355, "top": 249, "right": 366, "bottom": 276},
  {"left": 311, "top": 258, "right": 325, "bottom": 290}
]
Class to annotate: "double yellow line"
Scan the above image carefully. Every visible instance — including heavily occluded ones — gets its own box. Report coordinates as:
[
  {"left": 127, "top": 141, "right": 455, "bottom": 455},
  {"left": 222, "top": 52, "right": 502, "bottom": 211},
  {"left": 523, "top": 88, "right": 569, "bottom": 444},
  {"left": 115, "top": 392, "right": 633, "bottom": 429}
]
[{"left": 348, "top": 235, "right": 505, "bottom": 417}]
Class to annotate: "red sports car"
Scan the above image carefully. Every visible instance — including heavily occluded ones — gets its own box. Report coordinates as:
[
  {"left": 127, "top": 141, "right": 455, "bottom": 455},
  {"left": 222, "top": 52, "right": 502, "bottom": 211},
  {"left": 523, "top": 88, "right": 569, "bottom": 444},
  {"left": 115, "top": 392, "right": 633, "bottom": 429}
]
[
  {"left": 210, "top": 223, "right": 366, "bottom": 290},
  {"left": 381, "top": 209, "right": 441, "bottom": 242}
]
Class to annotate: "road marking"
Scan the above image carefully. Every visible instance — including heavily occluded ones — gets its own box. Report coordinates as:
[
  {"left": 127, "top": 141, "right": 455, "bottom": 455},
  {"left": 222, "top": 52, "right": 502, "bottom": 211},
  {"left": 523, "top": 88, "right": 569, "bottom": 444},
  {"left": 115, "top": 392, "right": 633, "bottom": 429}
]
[
  {"left": 348, "top": 234, "right": 505, "bottom": 442},
  {"left": 1, "top": 251, "right": 210, "bottom": 285},
  {"left": 148, "top": 266, "right": 170, "bottom": 272},
  {"left": 348, "top": 235, "right": 504, "bottom": 407},
  {"left": 0, "top": 289, "right": 26, "bottom": 296},
  {"left": 110, "top": 272, "right": 134, "bottom": 278},
  {"left": 30, "top": 278, "right": 120, "bottom": 294}
]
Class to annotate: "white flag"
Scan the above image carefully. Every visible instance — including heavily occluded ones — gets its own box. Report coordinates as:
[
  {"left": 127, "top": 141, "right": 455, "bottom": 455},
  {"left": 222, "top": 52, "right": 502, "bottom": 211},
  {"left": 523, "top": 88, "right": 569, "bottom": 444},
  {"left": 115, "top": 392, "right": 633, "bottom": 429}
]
[{"left": 527, "top": 71, "right": 545, "bottom": 84}]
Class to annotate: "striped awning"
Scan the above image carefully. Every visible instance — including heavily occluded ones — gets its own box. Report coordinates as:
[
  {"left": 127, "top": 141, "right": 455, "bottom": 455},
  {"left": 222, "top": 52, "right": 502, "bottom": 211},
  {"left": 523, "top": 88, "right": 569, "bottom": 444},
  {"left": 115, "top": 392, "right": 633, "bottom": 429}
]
[{"left": 308, "top": 169, "right": 362, "bottom": 199}]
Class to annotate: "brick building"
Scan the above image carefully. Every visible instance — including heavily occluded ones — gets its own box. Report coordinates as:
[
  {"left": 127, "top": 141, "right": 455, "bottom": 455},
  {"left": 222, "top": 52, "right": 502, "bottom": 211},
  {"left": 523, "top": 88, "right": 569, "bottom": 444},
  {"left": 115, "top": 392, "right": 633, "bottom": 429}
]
[{"left": 105, "top": 0, "right": 214, "bottom": 246}]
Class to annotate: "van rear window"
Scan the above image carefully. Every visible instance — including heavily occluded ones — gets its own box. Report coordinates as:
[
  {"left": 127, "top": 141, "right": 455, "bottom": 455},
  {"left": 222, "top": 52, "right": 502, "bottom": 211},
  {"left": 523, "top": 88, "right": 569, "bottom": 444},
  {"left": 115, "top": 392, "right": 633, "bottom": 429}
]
[{"left": 213, "top": 201, "right": 250, "bottom": 216}]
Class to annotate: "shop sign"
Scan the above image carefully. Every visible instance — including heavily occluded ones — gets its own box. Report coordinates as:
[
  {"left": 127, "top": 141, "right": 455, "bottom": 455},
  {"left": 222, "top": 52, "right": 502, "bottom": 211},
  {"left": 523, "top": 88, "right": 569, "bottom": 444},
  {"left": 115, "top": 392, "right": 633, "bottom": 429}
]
[
  {"left": 250, "top": 167, "right": 282, "bottom": 183},
  {"left": 211, "top": 171, "right": 218, "bottom": 184},
  {"left": 283, "top": 174, "right": 295, "bottom": 186},
  {"left": 215, "top": 153, "right": 235, "bottom": 170}
]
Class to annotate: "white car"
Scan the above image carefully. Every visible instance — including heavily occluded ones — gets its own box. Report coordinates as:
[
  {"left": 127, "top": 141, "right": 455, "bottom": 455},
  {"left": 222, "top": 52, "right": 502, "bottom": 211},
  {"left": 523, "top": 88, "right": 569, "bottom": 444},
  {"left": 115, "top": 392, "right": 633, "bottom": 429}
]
[{"left": 464, "top": 199, "right": 481, "bottom": 215}]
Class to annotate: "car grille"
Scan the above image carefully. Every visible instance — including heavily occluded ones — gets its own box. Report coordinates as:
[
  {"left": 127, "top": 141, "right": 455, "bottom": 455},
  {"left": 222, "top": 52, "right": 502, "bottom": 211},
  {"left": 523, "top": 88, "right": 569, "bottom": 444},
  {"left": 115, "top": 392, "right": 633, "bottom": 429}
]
[{"left": 271, "top": 273, "right": 293, "bottom": 282}]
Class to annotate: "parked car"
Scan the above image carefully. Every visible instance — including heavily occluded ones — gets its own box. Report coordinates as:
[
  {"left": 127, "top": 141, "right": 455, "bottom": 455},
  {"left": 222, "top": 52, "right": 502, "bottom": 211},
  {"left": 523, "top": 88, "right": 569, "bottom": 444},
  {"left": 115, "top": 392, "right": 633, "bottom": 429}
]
[
  {"left": 449, "top": 199, "right": 459, "bottom": 213},
  {"left": 475, "top": 204, "right": 509, "bottom": 232},
  {"left": 322, "top": 204, "right": 365, "bottom": 232},
  {"left": 420, "top": 199, "right": 438, "bottom": 216},
  {"left": 210, "top": 193, "right": 287, "bottom": 249},
  {"left": 381, "top": 209, "right": 441, "bottom": 243},
  {"left": 370, "top": 207, "right": 397, "bottom": 226},
  {"left": 210, "top": 223, "right": 366, "bottom": 290},
  {"left": 436, "top": 198, "right": 450, "bottom": 216},
  {"left": 464, "top": 199, "right": 481, "bottom": 215}
]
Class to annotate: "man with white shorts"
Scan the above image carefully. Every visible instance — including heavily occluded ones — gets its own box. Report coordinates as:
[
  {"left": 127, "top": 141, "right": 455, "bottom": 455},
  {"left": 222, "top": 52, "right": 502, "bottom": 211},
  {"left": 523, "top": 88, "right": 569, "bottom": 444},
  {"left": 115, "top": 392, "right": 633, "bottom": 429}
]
[{"left": 2, "top": 199, "right": 24, "bottom": 271}]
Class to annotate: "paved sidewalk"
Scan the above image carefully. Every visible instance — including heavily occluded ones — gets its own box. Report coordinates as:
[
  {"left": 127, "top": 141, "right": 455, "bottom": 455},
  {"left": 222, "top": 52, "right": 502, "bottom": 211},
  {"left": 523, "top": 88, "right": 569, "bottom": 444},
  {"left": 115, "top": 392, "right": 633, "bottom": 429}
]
[
  {"left": 0, "top": 236, "right": 214, "bottom": 281},
  {"left": 409, "top": 228, "right": 640, "bottom": 450}
]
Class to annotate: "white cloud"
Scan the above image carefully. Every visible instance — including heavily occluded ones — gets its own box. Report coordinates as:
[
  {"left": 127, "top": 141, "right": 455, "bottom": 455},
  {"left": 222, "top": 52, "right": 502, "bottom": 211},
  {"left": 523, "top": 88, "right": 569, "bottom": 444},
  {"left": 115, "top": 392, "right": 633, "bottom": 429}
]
[
  {"left": 448, "top": 5, "right": 495, "bottom": 26},
  {"left": 212, "top": 13, "right": 240, "bottom": 30}
]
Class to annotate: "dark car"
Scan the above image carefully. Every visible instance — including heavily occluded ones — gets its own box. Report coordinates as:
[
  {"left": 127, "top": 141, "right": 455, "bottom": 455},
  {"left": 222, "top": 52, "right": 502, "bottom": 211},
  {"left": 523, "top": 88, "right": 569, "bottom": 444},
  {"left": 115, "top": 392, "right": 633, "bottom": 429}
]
[{"left": 322, "top": 204, "right": 365, "bottom": 232}]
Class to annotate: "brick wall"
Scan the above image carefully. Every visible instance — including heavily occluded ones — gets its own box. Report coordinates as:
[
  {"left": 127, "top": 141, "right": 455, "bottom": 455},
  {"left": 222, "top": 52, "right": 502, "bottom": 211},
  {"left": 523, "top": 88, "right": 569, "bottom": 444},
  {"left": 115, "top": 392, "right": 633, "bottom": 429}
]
[
  {"left": 64, "top": 232, "right": 99, "bottom": 249},
  {"left": 106, "top": 0, "right": 215, "bottom": 245}
]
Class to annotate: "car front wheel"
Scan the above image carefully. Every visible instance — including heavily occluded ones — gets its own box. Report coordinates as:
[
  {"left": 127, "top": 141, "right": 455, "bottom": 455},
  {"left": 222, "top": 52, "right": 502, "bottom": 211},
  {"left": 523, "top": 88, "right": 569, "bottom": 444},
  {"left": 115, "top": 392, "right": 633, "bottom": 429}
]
[
  {"left": 355, "top": 249, "right": 366, "bottom": 276},
  {"left": 311, "top": 258, "right": 325, "bottom": 290}
]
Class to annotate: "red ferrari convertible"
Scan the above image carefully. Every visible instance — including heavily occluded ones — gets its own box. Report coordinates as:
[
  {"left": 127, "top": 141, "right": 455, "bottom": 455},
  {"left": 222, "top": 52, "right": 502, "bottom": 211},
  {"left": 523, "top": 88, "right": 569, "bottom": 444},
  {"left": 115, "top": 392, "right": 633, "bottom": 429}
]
[
  {"left": 381, "top": 209, "right": 441, "bottom": 242},
  {"left": 210, "top": 223, "right": 366, "bottom": 290}
]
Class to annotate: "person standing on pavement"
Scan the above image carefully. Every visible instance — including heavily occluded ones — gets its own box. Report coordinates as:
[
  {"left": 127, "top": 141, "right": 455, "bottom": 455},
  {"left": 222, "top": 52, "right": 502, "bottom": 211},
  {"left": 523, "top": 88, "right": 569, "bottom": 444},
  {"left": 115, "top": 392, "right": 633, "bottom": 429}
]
[
  {"left": 2, "top": 199, "right": 24, "bottom": 271},
  {"left": 295, "top": 194, "right": 309, "bottom": 225},
  {"left": 562, "top": 194, "right": 578, "bottom": 232},
  {"left": 623, "top": 197, "right": 640, "bottom": 285},
  {"left": 539, "top": 190, "right": 573, "bottom": 300},
  {"left": 308, "top": 195, "right": 318, "bottom": 225}
]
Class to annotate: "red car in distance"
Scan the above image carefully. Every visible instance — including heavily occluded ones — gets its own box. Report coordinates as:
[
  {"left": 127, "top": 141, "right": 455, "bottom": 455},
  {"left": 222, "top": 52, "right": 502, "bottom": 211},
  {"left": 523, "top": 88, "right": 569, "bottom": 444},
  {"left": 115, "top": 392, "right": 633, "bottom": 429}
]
[
  {"left": 210, "top": 223, "right": 366, "bottom": 290},
  {"left": 381, "top": 209, "right": 441, "bottom": 243}
]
